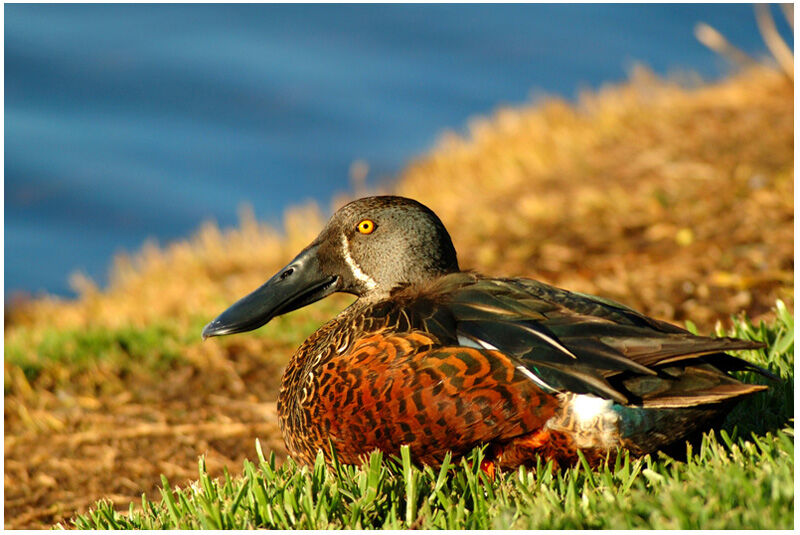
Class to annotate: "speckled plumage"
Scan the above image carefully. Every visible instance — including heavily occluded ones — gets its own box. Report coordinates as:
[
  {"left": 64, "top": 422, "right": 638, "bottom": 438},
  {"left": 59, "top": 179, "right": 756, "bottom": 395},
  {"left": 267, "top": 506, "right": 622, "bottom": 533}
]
[{"left": 204, "top": 196, "right": 771, "bottom": 471}]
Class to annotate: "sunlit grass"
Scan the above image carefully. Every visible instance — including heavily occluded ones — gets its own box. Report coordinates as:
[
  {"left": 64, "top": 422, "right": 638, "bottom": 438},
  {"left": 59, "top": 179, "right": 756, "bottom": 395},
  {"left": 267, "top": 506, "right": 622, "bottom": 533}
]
[
  {"left": 4, "top": 295, "right": 352, "bottom": 400},
  {"left": 69, "top": 427, "right": 793, "bottom": 530},
  {"left": 66, "top": 307, "right": 793, "bottom": 529}
]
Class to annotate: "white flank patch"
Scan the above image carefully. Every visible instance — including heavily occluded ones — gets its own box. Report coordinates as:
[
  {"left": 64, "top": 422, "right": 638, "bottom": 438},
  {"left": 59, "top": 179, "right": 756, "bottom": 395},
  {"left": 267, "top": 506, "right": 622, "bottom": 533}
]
[
  {"left": 571, "top": 394, "right": 613, "bottom": 425},
  {"left": 545, "top": 393, "right": 621, "bottom": 449},
  {"left": 341, "top": 235, "right": 377, "bottom": 290}
]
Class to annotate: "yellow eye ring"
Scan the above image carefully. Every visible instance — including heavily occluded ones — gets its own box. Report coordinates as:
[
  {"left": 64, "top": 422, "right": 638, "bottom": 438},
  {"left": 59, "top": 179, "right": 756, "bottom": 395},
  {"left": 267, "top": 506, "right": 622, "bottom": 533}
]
[{"left": 357, "top": 219, "right": 375, "bottom": 234}]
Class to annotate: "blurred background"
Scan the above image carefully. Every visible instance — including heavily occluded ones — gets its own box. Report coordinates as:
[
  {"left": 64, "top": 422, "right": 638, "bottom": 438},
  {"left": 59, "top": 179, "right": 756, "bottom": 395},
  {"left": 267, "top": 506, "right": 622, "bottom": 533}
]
[
  {"left": 5, "top": 5, "right": 795, "bottom": 529},
  {"left": 4, "top": 4, "right": 792, "bottom": 298}
]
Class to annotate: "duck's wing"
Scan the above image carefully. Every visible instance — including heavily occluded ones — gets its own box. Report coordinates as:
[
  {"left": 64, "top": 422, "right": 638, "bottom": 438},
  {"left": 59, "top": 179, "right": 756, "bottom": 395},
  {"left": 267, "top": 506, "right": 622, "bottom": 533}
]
[{"left": 415, "top": 274, "right": 771, "bottom": 407}]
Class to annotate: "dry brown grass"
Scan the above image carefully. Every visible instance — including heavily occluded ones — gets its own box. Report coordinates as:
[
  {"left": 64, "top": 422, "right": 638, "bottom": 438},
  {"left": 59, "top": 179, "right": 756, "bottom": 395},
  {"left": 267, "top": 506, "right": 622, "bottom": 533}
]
[
  {"left": 6, "top": 203, "right": 326, "bottom": 332},
  {"left": 4, "top": 65, "right": 794, "bottom": 529},
  {"left": 397, "top": 65, "right": 793, "bottom": 327}
]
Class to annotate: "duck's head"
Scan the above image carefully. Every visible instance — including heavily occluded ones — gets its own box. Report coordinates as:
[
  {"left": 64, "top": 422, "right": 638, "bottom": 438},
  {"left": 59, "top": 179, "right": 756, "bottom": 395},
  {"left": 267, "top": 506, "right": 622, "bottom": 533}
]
[{"left": 202, "top": 195, "right": 459, "bottom": 338}]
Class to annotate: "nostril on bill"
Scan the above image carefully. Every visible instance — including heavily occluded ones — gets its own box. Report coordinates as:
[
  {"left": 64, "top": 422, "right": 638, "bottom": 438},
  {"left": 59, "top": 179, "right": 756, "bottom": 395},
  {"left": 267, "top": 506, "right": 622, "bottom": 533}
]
[{"left": 280, "top": 268, "right": 294, "bottom": 280}]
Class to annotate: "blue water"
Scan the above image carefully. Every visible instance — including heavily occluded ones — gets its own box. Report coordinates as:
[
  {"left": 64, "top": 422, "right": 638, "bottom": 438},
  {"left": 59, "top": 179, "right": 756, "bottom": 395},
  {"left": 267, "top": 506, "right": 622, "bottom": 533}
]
[{"left": 5, "top": 4, "right": 790, "bottom": 298}]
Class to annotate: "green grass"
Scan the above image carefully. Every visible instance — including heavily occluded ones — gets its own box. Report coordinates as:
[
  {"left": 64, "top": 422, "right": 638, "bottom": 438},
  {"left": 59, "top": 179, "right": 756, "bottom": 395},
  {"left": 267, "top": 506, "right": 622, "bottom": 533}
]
[
  {"left": 65, "top": 303, "right": 794, "bottom": 529},
  {"left": 4, "top": 296, "right": 350, "bottom": 394},
  {"left": 4, "top": 321, "right": 191, "bottom": 386}
]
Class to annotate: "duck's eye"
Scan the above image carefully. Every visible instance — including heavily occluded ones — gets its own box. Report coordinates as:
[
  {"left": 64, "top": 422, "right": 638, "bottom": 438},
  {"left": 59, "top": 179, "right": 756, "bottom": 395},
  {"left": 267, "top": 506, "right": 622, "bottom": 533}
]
[{"left": 357, "top": 219, "right": 376, "bottom": 234}]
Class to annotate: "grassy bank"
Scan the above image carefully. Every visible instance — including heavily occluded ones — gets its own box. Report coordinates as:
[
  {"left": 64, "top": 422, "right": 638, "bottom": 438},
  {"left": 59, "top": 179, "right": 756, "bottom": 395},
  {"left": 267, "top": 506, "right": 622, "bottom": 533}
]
[
  {"left": 4, "top": 65, "right": 794, "bottom": 528},
  {"left": 75, "top": 428, "right": 794, "bottom": 530},
  {"left": 70, "top": 308, "right": 794, "bottom": 529}
]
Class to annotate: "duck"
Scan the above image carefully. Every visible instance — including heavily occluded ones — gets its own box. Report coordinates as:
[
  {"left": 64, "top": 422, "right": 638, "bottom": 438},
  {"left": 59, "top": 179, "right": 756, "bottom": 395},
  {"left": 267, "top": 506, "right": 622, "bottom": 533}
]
[{"left": 202, "top": 195, "right": 771, "bottom": 471}]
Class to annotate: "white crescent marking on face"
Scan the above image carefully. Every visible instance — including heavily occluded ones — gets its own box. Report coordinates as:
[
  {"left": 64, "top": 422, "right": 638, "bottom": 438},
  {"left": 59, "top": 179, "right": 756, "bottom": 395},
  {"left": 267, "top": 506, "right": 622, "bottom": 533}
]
[{"left": 341, "top": 234, "right": 378, "bottom": 291}]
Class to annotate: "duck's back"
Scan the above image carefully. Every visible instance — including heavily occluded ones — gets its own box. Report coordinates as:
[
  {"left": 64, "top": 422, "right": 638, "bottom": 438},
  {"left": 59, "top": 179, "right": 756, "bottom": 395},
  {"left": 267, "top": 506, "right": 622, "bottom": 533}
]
[{"left": 277, "top": 272, "right": 768, "bottom": 468}]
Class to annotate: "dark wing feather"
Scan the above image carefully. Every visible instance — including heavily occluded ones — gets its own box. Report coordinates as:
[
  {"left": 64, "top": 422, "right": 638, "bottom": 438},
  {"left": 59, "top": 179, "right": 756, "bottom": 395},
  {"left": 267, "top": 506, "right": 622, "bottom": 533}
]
[{"left": 412, "top": 273, "right": 771, "bottom": 407}]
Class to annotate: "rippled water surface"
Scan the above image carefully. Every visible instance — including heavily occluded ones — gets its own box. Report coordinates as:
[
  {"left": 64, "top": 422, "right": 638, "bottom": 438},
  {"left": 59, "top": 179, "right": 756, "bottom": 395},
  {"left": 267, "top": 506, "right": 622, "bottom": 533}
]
[{"left": 5, "top": 4, "right": 786, "bottom": 296}]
